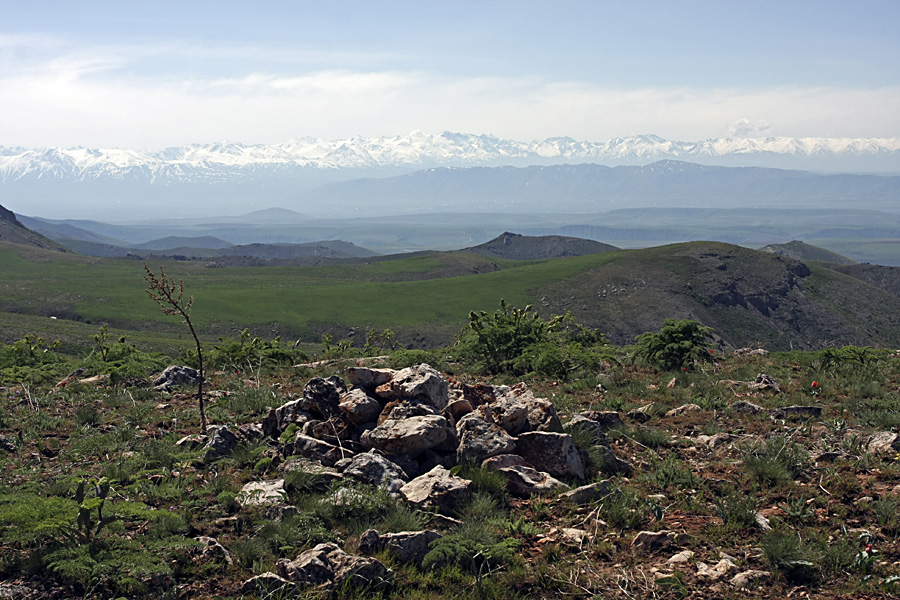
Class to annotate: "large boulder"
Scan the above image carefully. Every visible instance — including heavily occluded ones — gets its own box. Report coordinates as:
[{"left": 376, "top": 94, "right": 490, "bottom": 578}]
[
  {"left": 262, "top": 399, "right": 316, "bottom": 438},
  {"left": 153, "top": 365, "right": 202, "bottom": 392},
  {"left": 203, "top": 425, "right": 239, "bottom": 462},
  {"left": 455, "top": 413, "right": 516, "bottom": 464},
  {"left": 515, "top": 431, "right": 585, "bottom": 480},
  {"left": 339, "top": 389, "right": 383, "bottom": 426},
  {"left": 361, "top": 415, "right": 453, "bottom": 457},
  {"left": 476, "top": 388, "right": 529, "bottom": 435},
  {"left": 299, "top": 376, "right": 346, "bottom": 419},
  {"left": 358, "top": 529, "right": 442, "bottom": 566},
  {"left": 375, "top": 364, "right": 448, "bottom": 411},
  {"left": 276, "top": 543, "right": 393, "bottom": 592},
  {"left": 346, "top": 366, "right": 396, "bottom": 390},
  {"left": 292, "top": 433, "right": 353, "bottom": 466},
  {"left": 343, "top": 451, "right": 409, "bottom": 490},
  {"left": 400, "top": 465, "right": 473, "bottom": 515}
]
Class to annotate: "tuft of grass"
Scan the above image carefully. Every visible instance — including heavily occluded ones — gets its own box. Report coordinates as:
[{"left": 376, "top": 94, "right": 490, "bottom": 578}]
[
  {"left": 742, "top": 435, "right": 807, "bottom": 486},
  {"left": 761, "top": 530, "right": 820, "bottom": 583}
]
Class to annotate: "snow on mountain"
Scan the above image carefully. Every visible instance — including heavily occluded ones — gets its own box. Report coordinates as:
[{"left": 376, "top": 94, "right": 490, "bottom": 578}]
[{"left": 1, "top": 132, "right": 898, "bottom": 185}]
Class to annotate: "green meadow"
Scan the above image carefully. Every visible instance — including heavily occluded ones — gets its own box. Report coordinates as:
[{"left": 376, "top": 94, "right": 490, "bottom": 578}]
[{"left": 0, "top": 243, "right": 621, "bottom": 354}]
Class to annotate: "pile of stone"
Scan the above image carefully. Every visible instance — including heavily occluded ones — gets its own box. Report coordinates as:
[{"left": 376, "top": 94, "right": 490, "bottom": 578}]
[
  {"left": 252, "top": 364, "right": 631, "bottom": 511},
  {"left": 232, "top": 363, "right": 632, "bottom": 594}
]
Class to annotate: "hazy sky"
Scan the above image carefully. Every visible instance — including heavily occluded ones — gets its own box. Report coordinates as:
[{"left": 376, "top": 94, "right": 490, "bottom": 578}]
[{"left": 1, "top": 0, "right": 898, "bottom": 149}]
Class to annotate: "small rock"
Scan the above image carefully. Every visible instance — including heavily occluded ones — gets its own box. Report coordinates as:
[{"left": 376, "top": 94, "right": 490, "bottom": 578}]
[
  {"left": 631, "top": 530, "right": 676, "bottom": 552},
  {"left": 561, "top": 480, "right": 612, "bottom": 505},
  {"left": 770, "top": 405, "right": 821, "bottom": 419},
  {"left": 358, "top": 529, "right": 442, "bottom": 566},
  {"left": 238, "top": 480, "right": 287, "bottom": 507},
  {"left": 695, "top": 433, "right": 734, "bottom": 449},
  {"left": 667, "top": 549, "right": 695, "bottom": 564},
  {"left": 730, "top": 400, "right": 765, "bottom": 414},
  {"left": 867, "top": 431, "right": 900, "bottom": 454},
  {"left": 203, "top": 425, "right": 239, "bottom": 462},
  {"left": 481, "top": 453, "right": 529, "bottom": 471},
  {"left": 665, "top": 403, "right": 702, "bottom": 418},
  {"left": 292, "top": 433, "right": 353, "bottom": 466},
  {"left": 500, "top": 465, "right": 569, "bottom": 497},
  {"left": 696, "top": 558, "right": 737, "bottom": 580},
  {"left": 345, "top": 366, "right": 395, "bottom": 390},
  {"left": 361, "top": 415, "right": 454, "bottom": 457},
  {"left": 627, "top": 404, "right": 654, "bottom": 423},
  {"left": 730, "top": 569, "right": 771, "bottom": 589},
  {"left": 343, "top": 452, "right": 409, "bottom": 490},
  {"left": 456, "top": 413, "right": 516, "bottom": 464},
  {"left": 240, "top": 572, "right": 296, "bottom": 595},
  {"left": 0, "top": 435, "right": 17, "bottom": 453},
  {"left": 339, "top": 389, "right": 383, "bottom": 426},
  {"left": 754, "top": 512, "right": 772, "bottom": 532},
  {"left": 577, "top": 410, "right": 625, "bottom": 430},
  {"left": 195, "top": 535, "right": 234, "bottom": 565}
]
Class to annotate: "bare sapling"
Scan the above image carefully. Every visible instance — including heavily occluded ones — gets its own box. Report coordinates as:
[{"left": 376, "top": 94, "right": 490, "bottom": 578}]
[{"left": 143, "top": 263, "right": 207, "bottom": 432}]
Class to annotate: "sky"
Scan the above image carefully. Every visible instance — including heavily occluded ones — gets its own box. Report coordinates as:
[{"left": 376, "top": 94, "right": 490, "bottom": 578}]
[{"left": 0, "top": 0, "right": 898, "bottom": 150}]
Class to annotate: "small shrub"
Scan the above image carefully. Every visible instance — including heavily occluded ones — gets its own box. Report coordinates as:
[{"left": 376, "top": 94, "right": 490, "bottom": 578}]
[
  {"left": 279, "top": 422, "right": 301, "bottom": 445},
  {"left": 628, "top": 426, "right": 671, "bottom": 449},
  {"left": 634, "top": 319, "right": 714, "bottom": 372},
  {"left": 423, "top": 531, "right": 520, "bottom": 574},
  {"left": 646, "top": 455, "right": 695, "bottom": 490},
  {"left": 254, "top": 456, "right": 274, "bottom": 475}
]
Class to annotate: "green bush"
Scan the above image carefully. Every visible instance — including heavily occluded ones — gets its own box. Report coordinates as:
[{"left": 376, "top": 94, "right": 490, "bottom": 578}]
[
  {"left": 634, "top": 319, "right": 714, "bottom": 371},
  {"left": 454, "top": 299, "right": 609, "bottom": 378},
  {"left": 208, "top": 329, "right": 305, "bottom": 372},
  {"left": 423, "top": 532, "right": 520, "bottom": 574}
]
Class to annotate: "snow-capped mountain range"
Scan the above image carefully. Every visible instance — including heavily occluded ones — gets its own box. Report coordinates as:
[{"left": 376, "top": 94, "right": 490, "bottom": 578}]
[{"left": 2, "top": 132, "right": 899, "bottom": 185}]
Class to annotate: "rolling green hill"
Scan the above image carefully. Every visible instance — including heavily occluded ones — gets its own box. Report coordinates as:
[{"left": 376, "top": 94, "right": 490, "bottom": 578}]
[
  {"left": 1, "top": 237, "right": 899, "bottom": 354},
  {"left": 460, "top": 231, "right": 618, "bottom": 259}
]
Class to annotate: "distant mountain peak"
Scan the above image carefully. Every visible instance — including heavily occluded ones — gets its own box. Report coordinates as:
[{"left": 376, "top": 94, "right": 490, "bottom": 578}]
[{"left": 1, "top": 132, "right": 897, "bottom": 188}]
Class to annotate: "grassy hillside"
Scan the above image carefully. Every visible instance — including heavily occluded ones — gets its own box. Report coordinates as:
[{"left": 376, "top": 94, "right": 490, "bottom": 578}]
[
  {"left": 0, "top": 326, "right": 898, "bottom": 599},
  {"left": 759, "top": 240, "right": 856, "bottom": 265},
  {"left": 460, "top": 232, "right": 618, "bottom": 259},
  {"left": 2, "top": 239, "right": 900, "bottom": 355}
]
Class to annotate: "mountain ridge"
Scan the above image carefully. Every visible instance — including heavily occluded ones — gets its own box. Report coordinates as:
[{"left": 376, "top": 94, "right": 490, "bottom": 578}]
[{"left": 2, "top": 132, "right": 898, "bottom": 186}]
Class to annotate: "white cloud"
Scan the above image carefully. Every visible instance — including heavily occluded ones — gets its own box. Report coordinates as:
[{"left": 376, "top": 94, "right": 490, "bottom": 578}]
[
  {"left": 0, "top": 37, "right": 897, "bottom": 149},
  {"left": 726, "top": 118, "right": 773, "bottom": 138}
]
